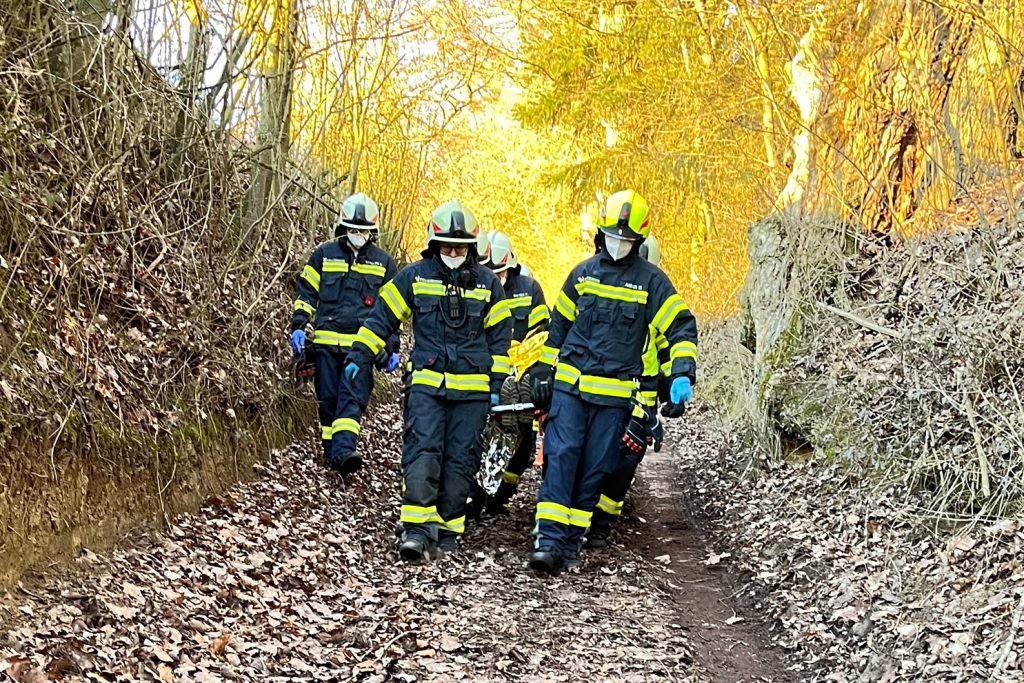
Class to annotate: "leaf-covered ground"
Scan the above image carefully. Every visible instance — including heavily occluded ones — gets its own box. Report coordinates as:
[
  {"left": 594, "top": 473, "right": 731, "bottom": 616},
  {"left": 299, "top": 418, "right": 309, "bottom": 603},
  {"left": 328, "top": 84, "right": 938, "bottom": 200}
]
[{"left": 0, "top": 390, "right": 791, "bottom": 682}]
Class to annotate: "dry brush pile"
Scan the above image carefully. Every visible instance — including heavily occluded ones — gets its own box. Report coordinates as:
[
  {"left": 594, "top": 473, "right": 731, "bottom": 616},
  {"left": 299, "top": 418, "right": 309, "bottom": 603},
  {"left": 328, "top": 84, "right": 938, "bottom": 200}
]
[{"left": 0, "top": 2, "right": 325, "bottom": 583}]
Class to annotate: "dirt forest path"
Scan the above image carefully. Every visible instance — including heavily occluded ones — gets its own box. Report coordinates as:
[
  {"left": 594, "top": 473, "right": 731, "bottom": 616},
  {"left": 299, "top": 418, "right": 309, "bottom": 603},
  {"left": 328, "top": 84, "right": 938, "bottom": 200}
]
[{"left": 0, "top": 393, "right": 793, "bottom": 682}]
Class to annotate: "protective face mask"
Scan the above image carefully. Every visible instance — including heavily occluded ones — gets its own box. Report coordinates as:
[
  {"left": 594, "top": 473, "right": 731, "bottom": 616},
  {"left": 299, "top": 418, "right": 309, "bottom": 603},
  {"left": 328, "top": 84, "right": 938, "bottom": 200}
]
[
  {"left": 348, "top": 231, "right": 368, "bottom": 249},
  {"left": 440, "top": 254, "right": 466, "bottom": 270},
  {"left": 497, "top": 270, "right": 508, "bottom": 285},
  {"left": 604, "top": 234, "right": 636, "bottom": 261}
]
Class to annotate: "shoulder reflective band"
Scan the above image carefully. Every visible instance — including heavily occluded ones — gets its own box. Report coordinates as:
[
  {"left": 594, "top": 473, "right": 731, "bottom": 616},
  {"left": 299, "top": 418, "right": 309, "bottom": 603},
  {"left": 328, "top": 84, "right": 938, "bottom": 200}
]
[
  {"left": 554, "top": 291, "right": 576, "bottom": 321},
  {"left": 507, "top": 296, "right": 532, "bottom": 309},
  {"left": 652, "top": 294, "right": 688, "bottom": 333},
  {"left": 412, "top": 281, "right": 447, "bottom": 297},
  {"left": 463, "top": 287, "right": 492, "bottom": 302},
  {"left": 380, "top": 281, "right": 412, "bottom": 321},
  {"left": 575, "top": 281, "right": 648, "bottom": 304},
  {"left": 302, "top": 265, "right": 321, "bottom": 291}
]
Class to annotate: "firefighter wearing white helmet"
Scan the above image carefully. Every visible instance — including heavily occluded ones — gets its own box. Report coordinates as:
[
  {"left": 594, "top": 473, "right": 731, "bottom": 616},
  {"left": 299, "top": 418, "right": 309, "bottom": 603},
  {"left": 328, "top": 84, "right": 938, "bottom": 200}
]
[
  {"left": 480, "top": 230, "right": 550, "bottom": 515},
  {"left": 290, "top": 192, "right": 400, "bottom": 475},
  {"left": 346, "top": 200, "right": 512, "bottom": 561}
]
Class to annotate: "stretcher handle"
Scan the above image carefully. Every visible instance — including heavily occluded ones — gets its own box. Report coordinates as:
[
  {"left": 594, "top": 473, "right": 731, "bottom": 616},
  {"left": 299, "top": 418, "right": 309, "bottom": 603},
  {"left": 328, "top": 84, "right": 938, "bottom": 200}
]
[{"left": 489, "top": 402, "right": 536, "bottom": 414}]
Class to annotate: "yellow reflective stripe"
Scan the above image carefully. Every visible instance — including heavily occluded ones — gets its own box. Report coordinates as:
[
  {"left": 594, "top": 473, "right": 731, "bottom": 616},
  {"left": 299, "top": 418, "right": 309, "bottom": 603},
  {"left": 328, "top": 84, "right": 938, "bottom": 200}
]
[
  {"left": 444, "top": 373, "right": 490, "bottom": 392},
  {"left": 322, "top": 259, "right": 349, "bottom": 273},
  {"left": 491, "top": 355, "right": 510, "bottom": 375},
  {"left": 536, "top": 501, "right": 570, "bottom": 525},
  {"left": 655, "top": 333, "right": 669, "bottom": 350},
  {"left": 639, "top": 390, "right": 658, "bottom": 407},
  {"left": 331, "top": 418, "right": 360, "bottom": 435},
  {"left": 302, "top": 265, "right": 321, "bottom": 292},
  {"left": 502, "top": 471, "right": 520, "bottom": 485},
  {"left": 313, "top": 330, "right": 357, "bottom": 347},
  {"left": 352, "top": 263, "right": 386, "bottom": 277},
  {"left": 597, "top": 495, "right": 623, "bottom": 516},
  {"left": 321, "top": 426, "right": 333, "bottom": 440},
  {"left": 354, "top": 327, "right": 386, "bottom": 354},
  {"left": 484, "top": 299, "right": 512, "bottom": 328},
  {"left": 578, "top": 375, "right": 635, "bottom": 398},
  {"left": 412, "top": 281, "right": 446, "bottom": 297},
  {"left": 575, "top": 281, "right": 648, "bottom": 304},
  {"left": 555, "top": 363, "right": 635, "bottom": 398},
  {"left": 529, "top": 305, "right": 550, "bottom": 328},
  {"left": 463, "top": 287, "right": 492, "bottom": 302},
  {"left": 569, "top": 508, "right": 593, "bottom": 527},
  {"left": 652, "top": 294, "right": 688, "bottom": 333},
  {"left": 440, "top": 515, "right": 466, "bottom": 534},
  {"left": 554, "top": 291, "right": 576, "bottom": 321},
  {"left": 631, "top": 403, "right": 646, "bottom": 419},
  {"left": 671, "top": 340, "right": 698, "bottom": 361},
  {"left": 380, "top": 281, "right": 411, "bottom": 321},
  {"left": 661, "top": 360, "right": 673, "bottom": 377},
  {"left": 540, "top": 345, "right": 559, "bottom": 366},
  {"left": 554, "top": 363, "right": 581, "bottom": 385},
  {"left": 400, "top": 504, "right": 441, "bottom": 524},
  {"left": 411, "top": 369, "right": 444, "bottom": 388},
  {"left": 293, "top": 299, "right": 315, "bottom": 316},
  {"left": 507, "top": 296, "right": 533, "bottom": 309}
]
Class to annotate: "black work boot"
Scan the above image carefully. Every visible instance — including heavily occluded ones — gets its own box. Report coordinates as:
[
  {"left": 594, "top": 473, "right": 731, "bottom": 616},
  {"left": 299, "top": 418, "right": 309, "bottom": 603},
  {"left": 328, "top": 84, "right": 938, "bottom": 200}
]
[
  {"left": 584, "top": 515, "right": 613, "bottom": 549},
  {"left": 529, "top": 546, "right": 563, "bottom": 576},
  {"left": 437, "top": 531, "right": 459, "bottom": 556},
  {"left": 332, "top": 450, "right": 363, "bottom": 475},
  {"left": 398, "top": 535, "right": 428, "bottom": 563}
]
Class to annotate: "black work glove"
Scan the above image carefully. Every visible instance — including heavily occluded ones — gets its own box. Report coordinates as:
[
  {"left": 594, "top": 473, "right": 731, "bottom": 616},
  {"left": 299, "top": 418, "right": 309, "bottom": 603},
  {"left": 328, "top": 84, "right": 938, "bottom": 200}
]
[
  {"left": 532, "top": 364, "right": 553, "bottom": 410},
  {"left": 622, "top": 415, "right": 652, "bottom": 454},
  {"left": 661, "top": 402, "right": 686, "bottom": 419}
]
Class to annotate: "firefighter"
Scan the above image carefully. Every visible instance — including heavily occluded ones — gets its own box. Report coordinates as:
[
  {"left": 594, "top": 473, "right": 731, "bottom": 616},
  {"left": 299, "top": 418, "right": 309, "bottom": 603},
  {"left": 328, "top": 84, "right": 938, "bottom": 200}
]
[
  {"left": 482, "top": 231, "right": 549, "bottom": 515},
  {"left": 528, "top": 189, "right": 698, "bottom": 575},
  {"left": 586, "top": 235, "right": 669, "bottom": 549},
  {"left": 346, "top": 201, "right": 512, "bottom": 561},
  {"left": 290, "top": 193, "right": 400, "bottom": 475}
]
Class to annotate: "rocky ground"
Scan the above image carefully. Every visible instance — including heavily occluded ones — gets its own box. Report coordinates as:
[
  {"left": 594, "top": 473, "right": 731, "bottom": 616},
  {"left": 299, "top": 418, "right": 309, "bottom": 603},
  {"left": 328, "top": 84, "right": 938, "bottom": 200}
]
[{"left": 0, "top": 387, "right": 793, "bottom": 682}]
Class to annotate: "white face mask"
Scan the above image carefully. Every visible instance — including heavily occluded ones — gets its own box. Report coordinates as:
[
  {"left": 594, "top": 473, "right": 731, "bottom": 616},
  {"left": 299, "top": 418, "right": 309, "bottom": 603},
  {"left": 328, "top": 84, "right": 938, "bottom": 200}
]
[
  {"left": 347, "top": 231, "right": 368, "bottom": 250},
  {"left": 497, "top": 270, "right": 508, "bottom": 285},
  {"left": 440, "top": 254, "right": 466, "bottom": 270},
  {"left": 604, "top": 234, "right": 636, "bottom": 261}
]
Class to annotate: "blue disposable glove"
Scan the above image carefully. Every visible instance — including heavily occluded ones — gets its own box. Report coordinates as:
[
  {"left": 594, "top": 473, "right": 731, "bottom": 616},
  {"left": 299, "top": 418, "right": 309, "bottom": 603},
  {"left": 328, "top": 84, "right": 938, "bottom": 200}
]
[
  {"left": 670, "top": 376, "right": 693, "bottom": 404},
  {"left": 344, "top": 362, "right": 361, "bottom": 382},
  {"left": 290, "top": 329, "right": 306, "bottom": 354},
  {"left": 491, "top": 392, "right": 500, "bottom": 407},
  {"left": 386, "top": 352, "right": 401, "bottom": 373}
]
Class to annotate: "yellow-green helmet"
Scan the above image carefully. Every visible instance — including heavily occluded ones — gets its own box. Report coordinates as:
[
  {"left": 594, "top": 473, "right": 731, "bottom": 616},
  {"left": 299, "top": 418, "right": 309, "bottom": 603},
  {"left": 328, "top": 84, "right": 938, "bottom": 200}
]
[
  {"left": 426, "top": 200, "right": 480, "bottom": 245},
  {"left": 597, "top": 189, "right": 651, "bottom": 240}
]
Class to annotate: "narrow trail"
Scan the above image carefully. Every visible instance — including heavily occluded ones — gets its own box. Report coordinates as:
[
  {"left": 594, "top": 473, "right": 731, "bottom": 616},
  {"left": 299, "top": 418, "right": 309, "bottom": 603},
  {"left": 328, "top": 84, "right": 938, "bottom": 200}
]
[{"left": 1, "top": 393, "right": 793, "bottom": 682}]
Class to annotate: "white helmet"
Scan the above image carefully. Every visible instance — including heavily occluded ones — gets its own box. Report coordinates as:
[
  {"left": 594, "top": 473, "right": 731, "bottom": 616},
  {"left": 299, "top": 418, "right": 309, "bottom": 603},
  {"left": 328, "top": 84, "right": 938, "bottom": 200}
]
[
  {"left": 476, "top": 229, "right": 491, "bottom": 264},
  {"left": 336, "top": 193, "right": 380, "bottom": 232},
  {"left": 426, "top": 200, "right": 480, "bottom": 245},
  {"left": 486, "top": 231, "right": 518, "bottom": 273},
  {"left": 639, "top": 234, "right": 661, "bottom": 266}
]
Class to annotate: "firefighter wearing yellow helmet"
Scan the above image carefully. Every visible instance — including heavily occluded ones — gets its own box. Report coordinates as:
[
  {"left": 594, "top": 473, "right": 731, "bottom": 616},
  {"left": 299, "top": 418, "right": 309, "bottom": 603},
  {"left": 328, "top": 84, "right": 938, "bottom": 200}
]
[
  {"left": 346, "top": 201, "right": 512, "bottom": 561},
  {"left": 529, "top": 190, "right": 698, "bottom": 575}
]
